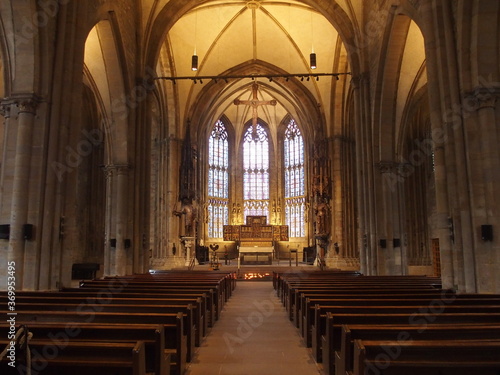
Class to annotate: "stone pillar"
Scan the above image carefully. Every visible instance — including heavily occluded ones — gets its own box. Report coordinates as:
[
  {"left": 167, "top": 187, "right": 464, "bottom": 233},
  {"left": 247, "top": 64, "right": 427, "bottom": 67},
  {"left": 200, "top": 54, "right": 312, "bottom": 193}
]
[
  {"left": 351, "top": 75, "right": 367, "bottom": 273},
  {"left": 377, "top": 161, "right": 404, "bottom": 275},
  {"left": 420, "top": 0, "right": 455, "bottom": 289},
  {"left": 469, "top": 90, "right": 499, "bottom": 292},
  {"left": 7, "top": 96, "right": 39, "bottom": 289},
  {"left": 332, "top": 136, "right": 343, "bottom": 253},
  {"left": 0, "top": 104, "right": 12, "bottom": 213},
  {"left": 103, "top": 164, "right": 130, "bottom": 276},
  {"left": 352, "top": 73, "right": 375, "bottom": 274},
  {"left": 115, "top": 165, "right": 130, "bottom": 275},
  {"left": 103, "top": 166, "right": 114, "bottom": 276}
]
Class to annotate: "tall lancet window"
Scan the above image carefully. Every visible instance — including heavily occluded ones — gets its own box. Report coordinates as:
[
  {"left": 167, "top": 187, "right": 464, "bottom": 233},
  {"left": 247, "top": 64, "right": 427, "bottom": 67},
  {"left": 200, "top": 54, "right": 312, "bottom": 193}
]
[
  {"left": 284, "top": 119, "right": 305, "bottom": 237},
  {"left": 243, "top": 124, "right": 269, "bottom": 218},
  {"left": 207, "top": 120, "right": 229, "bottom": 238}
]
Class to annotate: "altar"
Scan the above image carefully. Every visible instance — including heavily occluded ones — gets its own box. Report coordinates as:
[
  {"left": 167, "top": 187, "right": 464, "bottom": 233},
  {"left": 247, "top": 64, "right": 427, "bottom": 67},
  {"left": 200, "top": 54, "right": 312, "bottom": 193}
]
[
  {"left": 238, "top": 245, "right": 274, "bottom": 265},
  {"left": 223, "top": 216, "right": 289, "bottom": 265}
]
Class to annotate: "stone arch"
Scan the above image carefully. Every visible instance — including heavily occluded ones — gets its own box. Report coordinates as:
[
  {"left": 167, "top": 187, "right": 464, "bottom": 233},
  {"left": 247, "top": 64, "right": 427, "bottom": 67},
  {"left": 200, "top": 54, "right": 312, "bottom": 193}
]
[
  {"left": 373, "top": 13, "right": 412, "bottom": 161},
  {"left": 84, "top": 18, "right": 129, "bottom": 164},
  {"left": 398, "top": 85, "right": 434, "bottom": 273},
  {"left": 0, "top": 18, "right": 9, "bottom": 98},
  {"left": 188, "top": 60, "right": 321, "bottom": 148}
]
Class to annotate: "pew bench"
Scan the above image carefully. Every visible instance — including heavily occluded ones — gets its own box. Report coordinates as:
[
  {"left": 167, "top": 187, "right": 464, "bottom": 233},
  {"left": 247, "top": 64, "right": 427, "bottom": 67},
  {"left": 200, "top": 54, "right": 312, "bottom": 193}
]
[
  {"left": 63, "top": 286, "right": 219, "bottom": 325},
  {"left": 0, "top": 322, "right": 170, "bottom": 375},
  {"left": 330, "top": 323, "right": 500, "bottom": 375},
  {"left": 0, "top": 339, "right": 147, "bottom": 375},
  {"left": 317, "top": 311, "right": 500, "bottom": 364},
  {"left": 4, "top": 302, "right": 198, "bottom": 363},
  {"left": 296, "top": 293, "right": 500, "bottom": 331},
  {"left": 0, "top": 310, "right": 187, "bottom": 375},
  {"left": 0, "top": 294, "right": 208, "bottom": 340},
  {"left": 286, "top": 287, "right": 449, "bottom": 320},
  {"left": 352, "top": 339, "right": 500, "bottom": 375},
  {"left": 307, "top": 302, "right": 500, "bottom": 349}
]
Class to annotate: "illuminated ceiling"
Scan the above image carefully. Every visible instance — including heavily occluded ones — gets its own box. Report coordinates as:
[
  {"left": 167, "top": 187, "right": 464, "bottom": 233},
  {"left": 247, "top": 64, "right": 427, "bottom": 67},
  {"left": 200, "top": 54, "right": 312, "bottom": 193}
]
[{"left": 158, "top": 0, "right": 349, "bottom": 137}]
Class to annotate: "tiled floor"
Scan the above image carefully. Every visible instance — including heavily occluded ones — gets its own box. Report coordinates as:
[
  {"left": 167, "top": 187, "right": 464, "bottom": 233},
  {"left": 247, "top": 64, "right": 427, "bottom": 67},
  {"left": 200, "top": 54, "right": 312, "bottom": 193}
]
[{"left": 185, "top": 281, "right": 322, "bottom": 375}]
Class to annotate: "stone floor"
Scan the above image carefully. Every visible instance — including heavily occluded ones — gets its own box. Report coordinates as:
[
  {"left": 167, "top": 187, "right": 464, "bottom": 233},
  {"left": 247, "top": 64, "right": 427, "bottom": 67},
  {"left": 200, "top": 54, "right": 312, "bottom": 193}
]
[{"left": 185, "top": 281, "right": 322, "bottom": 375}]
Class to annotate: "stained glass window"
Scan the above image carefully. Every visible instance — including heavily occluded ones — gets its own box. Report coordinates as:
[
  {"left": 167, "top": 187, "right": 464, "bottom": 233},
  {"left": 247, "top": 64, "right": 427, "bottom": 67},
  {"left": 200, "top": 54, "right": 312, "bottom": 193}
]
[
  {"left": 207, "top": 120, "right": 229, "bottom": 238},
  {"left": 243, "top": 124, "right": 269, "bottom": 218},
  {"left": 284, "top": 119, "right": 305, "bottom": 237}
]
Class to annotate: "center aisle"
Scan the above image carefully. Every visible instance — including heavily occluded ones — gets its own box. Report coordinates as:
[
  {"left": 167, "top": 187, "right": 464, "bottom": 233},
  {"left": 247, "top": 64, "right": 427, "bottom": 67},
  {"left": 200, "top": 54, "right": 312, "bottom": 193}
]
[{"left": 185, "top": 281, "right": 322, "bottom": 375}]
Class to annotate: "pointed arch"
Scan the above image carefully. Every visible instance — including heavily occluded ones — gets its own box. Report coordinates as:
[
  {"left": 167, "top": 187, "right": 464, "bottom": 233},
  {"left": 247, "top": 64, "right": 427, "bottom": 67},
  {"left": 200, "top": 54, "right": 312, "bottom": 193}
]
[
  {"left": 84, "top": 18, "right": 128, "bottom": 163},
  {"left": 207, "top": 117, "right": 230, "bottom": 238},
  {"left": 242, "top": 120, "right": 271, "bottom": 219},
  {"left": 283, "top": 116, "right": 306, "bottom": 238}
]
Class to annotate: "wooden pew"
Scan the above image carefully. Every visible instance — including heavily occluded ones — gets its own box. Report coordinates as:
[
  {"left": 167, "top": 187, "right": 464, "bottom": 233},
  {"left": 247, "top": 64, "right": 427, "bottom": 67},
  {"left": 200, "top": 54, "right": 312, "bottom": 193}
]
[
  {"left": 0, "top": 310, "right": 187, "bottom": 375},
  {"left": 113, "top": 271, "right": 237, "bottom": 301},
  {"left": 0, "top": 293, "right": 208, "bottom": 341},
  {"left": 296, "top": 292, "right": 500, "bottom": 330},
  {"left": 332, "top": 323, "right": 500, "bottom": 375},
  {"left": 286, "top": 286, "right": 446, "bottom": 320},
  {"left": 3, "top": 302, "right": 197, "bottom": 363},
  {"left": 80, "top": 279, "right": 227, "bottom": 306},
  {"left": 318, "top": 311, "right": 500, "bottom": 365},
  {"left": 352, "top": 339, "right": 500, "bottom": 375},
  {"left": 3, "top": 290, "right": 213, "bottom": 334},
  {"left": 0, "top": 322, "right": 170, "bottom": 375},
  {"left": 306, "top": 299, "right": 500, "bottom": 348},
  {"left": 63, "top": 285, "right": 220, "bottom": 325},
  {"left": 0, "top": 339, "right": 146, "bottom": 375},
  {"left": 276, "top": 275, "right": 441, "bottom": 303}
]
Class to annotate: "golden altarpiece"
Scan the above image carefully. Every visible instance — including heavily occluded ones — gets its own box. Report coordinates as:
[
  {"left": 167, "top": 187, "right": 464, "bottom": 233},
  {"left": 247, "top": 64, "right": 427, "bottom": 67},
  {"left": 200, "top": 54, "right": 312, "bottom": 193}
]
[{"left": 223, "top": 216, "right": 289, "bottom": 265}]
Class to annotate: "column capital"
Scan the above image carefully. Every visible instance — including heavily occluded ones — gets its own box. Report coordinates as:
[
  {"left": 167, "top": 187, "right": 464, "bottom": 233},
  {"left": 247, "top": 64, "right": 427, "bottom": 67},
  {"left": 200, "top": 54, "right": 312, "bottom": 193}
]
[
  {"left": 0, "top": 103, "right": 11, "bottom": 119},
  {"left": 464, "top": 86, "right": 500, "bottom": 110},
  {"left": 3, "top": 94, "right": 42, "bottom": 114},
  {"left": 103, "top": 164, "right": 131, "bottom": 178},
  {"left": 376, "top": 161, "right": 398, "bottom": 174},
  {"left": 350, "top": 72, "right": 370, "bottom": 89}
]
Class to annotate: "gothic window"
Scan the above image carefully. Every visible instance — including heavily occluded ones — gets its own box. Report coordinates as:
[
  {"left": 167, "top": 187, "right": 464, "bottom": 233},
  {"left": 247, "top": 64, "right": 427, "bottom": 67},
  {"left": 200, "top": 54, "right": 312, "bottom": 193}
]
[
  {"left": 284, "top": 119, "right": 305, "bottom": 237},
  {"left": 207, "top": 120, "right": 229, "bottom": 238},
  {"left": 243, "top": 124, "right": 269, "bottom": 218}
]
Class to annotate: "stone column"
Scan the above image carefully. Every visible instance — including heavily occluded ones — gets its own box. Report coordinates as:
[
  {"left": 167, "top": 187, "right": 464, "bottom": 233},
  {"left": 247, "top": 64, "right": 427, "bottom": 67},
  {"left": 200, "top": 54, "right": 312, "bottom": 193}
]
[
  {"left": 470, "top": 90, "right": 499, "bottom": 292},
  {"left": 420, "top": 0, "right": 455, "bottom": 289},
  {"left": 352, "top": 75, "right": 366, "bottom": 273},
  {"left": 352, "top": 73, "right": 375, "bottom": 274},
  {"left": 0, "top": 104, "right": 11, "bottom": 214},
  {"left": 7, "top": 96, "right": 39, "bottom": 289},
  {"left": 377, "top": 161, "right": 403, "bottom": 275},
  {"left": 103, "top": 164, "right": 130, "bottom": 276},
  {"left": 103, "top": 166, "right": 114, "bottom": 276},
  {"left": 115, "top": 165, "right": 130, "bottom": 275}
]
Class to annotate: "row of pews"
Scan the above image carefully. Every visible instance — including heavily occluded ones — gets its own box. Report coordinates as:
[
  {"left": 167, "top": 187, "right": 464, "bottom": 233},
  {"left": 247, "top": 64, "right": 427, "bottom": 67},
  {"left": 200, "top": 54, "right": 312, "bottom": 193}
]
[
  {"left": 0, "top": 270, "right": 236, "bottom": 375},
  {"left": 273, "top": 270, "right": 500, "bottom": 375}
]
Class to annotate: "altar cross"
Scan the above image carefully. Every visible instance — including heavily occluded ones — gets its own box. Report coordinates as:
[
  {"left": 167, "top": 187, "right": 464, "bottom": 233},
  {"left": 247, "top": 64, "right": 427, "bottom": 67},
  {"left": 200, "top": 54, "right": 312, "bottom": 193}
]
[{"left": 234, "top": 83, "right": 277, "bottom": 136}]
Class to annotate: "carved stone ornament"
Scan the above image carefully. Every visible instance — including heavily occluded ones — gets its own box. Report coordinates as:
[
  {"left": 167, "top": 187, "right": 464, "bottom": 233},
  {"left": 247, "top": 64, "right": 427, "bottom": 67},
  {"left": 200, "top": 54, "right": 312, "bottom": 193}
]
[{"left": 17, "top": 98, "right": 39, "bottom": 114}]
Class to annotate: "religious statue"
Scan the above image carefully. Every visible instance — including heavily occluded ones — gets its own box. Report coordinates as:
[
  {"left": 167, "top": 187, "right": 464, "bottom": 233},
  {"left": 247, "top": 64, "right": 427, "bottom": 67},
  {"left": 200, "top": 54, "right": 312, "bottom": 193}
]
[
  {"left": 173, "top": 198, "right": 197, "bottom": 236},
  {"left": 314, "top": 201, "right": 330, "bottom": 236}
]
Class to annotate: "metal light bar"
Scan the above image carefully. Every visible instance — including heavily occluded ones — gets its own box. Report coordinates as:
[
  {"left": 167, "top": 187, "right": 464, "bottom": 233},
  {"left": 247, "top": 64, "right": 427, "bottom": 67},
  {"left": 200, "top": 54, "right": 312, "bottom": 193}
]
[{"left": 153, "top": 72, "right": 351, "bottom": 84}]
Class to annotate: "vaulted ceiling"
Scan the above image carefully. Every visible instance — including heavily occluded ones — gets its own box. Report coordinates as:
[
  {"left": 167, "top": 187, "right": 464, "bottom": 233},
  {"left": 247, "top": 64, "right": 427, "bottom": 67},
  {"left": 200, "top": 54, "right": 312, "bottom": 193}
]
[{"left": 154, "top": 0, "right": 350, "bottom": 139}]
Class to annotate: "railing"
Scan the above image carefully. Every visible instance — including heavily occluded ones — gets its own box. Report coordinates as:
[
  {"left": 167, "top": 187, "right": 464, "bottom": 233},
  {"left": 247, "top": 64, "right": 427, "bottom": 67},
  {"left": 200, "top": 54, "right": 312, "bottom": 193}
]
[{"left": 188, "top": 258, "right": 196, "bottom": 270}]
